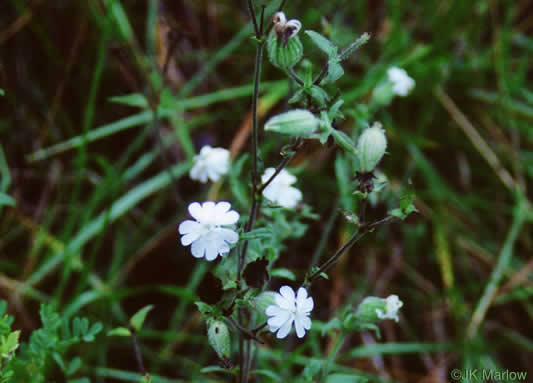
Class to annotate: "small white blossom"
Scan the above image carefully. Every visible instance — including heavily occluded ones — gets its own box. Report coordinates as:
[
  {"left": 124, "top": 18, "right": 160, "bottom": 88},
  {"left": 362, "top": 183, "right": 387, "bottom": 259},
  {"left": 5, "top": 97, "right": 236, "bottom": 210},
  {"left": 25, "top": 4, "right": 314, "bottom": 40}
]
[
  {"left": 387, "top": 67, "right": 415, "bottom": 97},
  {"left": 178, "top": 201, "right": 239, "bottom": 261},
  {"left": 375, "top": 295, "right": 403, "bottom": 322},
  {"left": 189, "top": 146, "right": 230, "bottom": 183},
  {"left": 261, "top": 168, "right": 302, "bottom": 208},
  {"left": 265, "top": 286, "right": 313, "bottom": 339}
]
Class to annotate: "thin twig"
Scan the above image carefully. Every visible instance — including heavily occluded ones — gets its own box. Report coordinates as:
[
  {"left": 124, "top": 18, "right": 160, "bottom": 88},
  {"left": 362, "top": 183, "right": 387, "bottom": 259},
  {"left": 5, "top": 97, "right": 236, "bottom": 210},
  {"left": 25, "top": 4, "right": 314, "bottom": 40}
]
[
  {"left": 257, "top": 138, "right": 303, "bottom": 194},
  {"left": 247, "top": 0, "right": 260, "bottom": 37},
  {"left": 287, "top": 67, "right": 304, "bottom": 86},
  {"left": 130, "top": 327, "right": 147, "bottom": 375},
  {"left": 227, "top": 316, "right": 265, "bottom": 344},
  {"left": 306, "top": 216, "right": 397, "bottom": 286},
  {"left": 313, "top": 63, "right": 329, "bottom": 86}
]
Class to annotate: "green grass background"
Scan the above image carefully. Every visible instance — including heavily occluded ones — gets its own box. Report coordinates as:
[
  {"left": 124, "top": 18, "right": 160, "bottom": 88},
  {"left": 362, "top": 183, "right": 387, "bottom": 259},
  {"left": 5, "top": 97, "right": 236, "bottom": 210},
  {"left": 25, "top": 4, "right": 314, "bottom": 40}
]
[{"left": 1, "top": 0, "right": 532, "bottom": 382}]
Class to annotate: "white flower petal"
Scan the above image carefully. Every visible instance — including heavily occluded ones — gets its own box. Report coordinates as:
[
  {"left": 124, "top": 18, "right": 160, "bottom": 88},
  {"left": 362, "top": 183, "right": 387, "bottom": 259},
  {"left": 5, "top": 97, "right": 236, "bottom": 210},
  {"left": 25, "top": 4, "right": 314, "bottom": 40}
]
[
  {"left": 202, "top": 201, "right": 216, "bottom": 213},
  {"left": 265, "top": 305, "right": 283, "bottom": 317},
  {"left": 214, "top": 201, "right": 231, "bottom": 215},
  {"left": 178, "top": 220, "right": 200, "bottom": 235},
  {"left": 260, "top": 169, "right": 302, "bottom": 208},
  {"left": 217, "top": 241, "right": 230, "bottom": 255},
  {"left": 298, "top": 315, "right": 312, "bottom": 330},
  {"left": 274, "top": 293, "right": 294, "bottom": 310},
  {"left": 279, "top": 286, "right": 295, "bottom": 301},
  {"left": 267, "top": 310, "right": 290, "bottom": 328},
  {"left": 294, "top": 317, "right": 305, "bottom": 338},
  {"left": 181, "top": 232, "right": 200, "bottom": 246},
  {"left": 188, "top": 202, "right": 204, "bottom": 221},
  {"left": 296, "top": 287, "right": 309, "bottom": 309},
  {"left": 300, "top": 297, "right": 314, "bottom": 313},
  {"left": 278, "top": 187, "right": 302, "bottom": 208},
  {"left": 191, "top": 240, "right": 206, "bottom": 258},
  {"left": 213, "top": 228, "right": 239, "bottom": 244},
  {"left": 189, "top": 146, "right": 230, "bottom": 183},
  {"left": 276, "top": 318, "right": 293, "bottom": 339},
  {"left": 207, "top": 168, "right": 221, "bottom": 182},
  {"left": 204, "top": 241, "right": 219, "bottom": 261},
  {"left": 218, "top": 210, "right": 240, "bottom": 225},
  {"left": 261, "top": 168, "right": 276, "bottom": 183}
]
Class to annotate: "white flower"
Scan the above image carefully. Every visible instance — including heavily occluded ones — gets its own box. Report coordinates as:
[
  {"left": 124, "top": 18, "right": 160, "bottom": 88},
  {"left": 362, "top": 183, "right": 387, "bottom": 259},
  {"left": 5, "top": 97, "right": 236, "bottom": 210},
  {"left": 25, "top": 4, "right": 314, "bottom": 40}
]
[
  {"left": 265, "top": 286, "right": 313, "bottom": 339},
  {"left": 178, "top": 201, "right": 239, "bottom": 261},
  {"left": 387, "top": 67, "right": 415, "bottom": 97},
  {"left": 189, "top": 146, "right": 230, "bottom": 183},
  {"left": 261, "top": 168, "right": 302, "bottom": 208},
  {"left": 375, "top": 295, "right": 403, "bottom": 322}
]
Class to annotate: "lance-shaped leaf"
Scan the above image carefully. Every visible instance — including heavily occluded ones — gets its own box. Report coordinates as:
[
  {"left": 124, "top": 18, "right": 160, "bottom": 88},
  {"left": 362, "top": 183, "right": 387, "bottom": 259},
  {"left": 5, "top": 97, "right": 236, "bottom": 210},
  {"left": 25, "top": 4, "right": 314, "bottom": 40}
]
[
  {"left": 130, "top": 305, "right": 154, "bottom": 332},
  {"left": 305, "top": 30, "right": 337, "bottom": 57}
]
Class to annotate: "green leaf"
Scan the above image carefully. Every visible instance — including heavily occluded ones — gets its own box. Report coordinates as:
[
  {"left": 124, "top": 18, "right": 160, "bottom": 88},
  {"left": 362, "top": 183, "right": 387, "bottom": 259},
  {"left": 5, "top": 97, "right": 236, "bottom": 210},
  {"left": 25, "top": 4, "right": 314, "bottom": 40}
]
[
  {"left": 109, "top": 93, "right": 147, "bottom": 108},
  {"left": 107, "top": 327, "right": 131, "bottom": 337},
  {"left": 270, "top": 268, "right": 296, "bottom": 281},
  {"left": 251, "top": 369, "right": 282, "bottom": 381},
  {"left": 323, "top": 60, "right": 344, "bottom": 84},
  {"left": 240, "top": 228, "right": 273, "bottom": 240},
  {"left": 0, "top": 192, "right": 16, "bottom": 207},
  {"left": 53, "top": 352, "right": 66, "bottom": 371},
  {"left": 68, "top": 378, "right": 91, "bottom": 383},
  {"left": 0, "top": 330, "right": 20, "bottom": 358},
  {"left": 331, "top": 129, "right": 358, "bottom": 156},
  {"left": 83, "top": 322, "right": 102, "bottom": 342},
  {"left": 0, "top": 89, "right": 4, "bottom": 96},
  {"left": 328, "top": 99, "right": 344, "bottom": 121},
  {"left": 325, "top": 373, "right": 368, "bottom": 383},
  {"left": 300, "top": 359, "right": 323, "bottom": 381},
  {"left": 195, "top": 301, "right": 214, "bottom": 315},
  {"left": 288, "top": 88, "right": 304, "bottom": 104},
  {"left": 67, "top": 357, "right": 82, "bottom": 376},
  {"left": 200, "top": 365, "right": 237, "bottom": 375},
  {"left": 321, "top": 317, "right": 341, "bottom": 336},
  {"left": 305, "top": 30, "right": 337, "bottom": 57},
  {"left": 130, "top": 305, "right": 154, "bottom": 332},
  {"left": 308, "top": 85, "right": 330, "bottom": 106}
]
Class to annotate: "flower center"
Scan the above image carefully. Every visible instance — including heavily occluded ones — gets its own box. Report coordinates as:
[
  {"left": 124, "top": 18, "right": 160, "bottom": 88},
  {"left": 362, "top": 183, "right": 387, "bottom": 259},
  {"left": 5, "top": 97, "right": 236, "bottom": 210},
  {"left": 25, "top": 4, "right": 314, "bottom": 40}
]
[{"left": 199, "top": 222, "right": 217, "bottom": 236}]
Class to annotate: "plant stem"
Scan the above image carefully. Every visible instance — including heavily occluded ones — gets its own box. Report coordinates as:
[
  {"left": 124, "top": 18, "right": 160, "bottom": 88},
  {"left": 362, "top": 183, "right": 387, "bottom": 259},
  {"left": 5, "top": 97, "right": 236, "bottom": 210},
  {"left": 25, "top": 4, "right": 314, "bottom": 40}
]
[
  {"left": 313, "top": 63, "right": 329, "bottom": 86},
  {"left": 227, "top": 316, "right": 264, "bottom": 344},
  {"left": 257, "top": 138, "right": 303, "bottom": 194},
  {"left": 247, "top": 0, "right": 260, "bottom": 37},
  {"left": 238, "top": 40, "right": 265, "bottom": 284},
  {"left": 306, "top": 216, "right": 396, "bottom": 286},
  {"left": 287, "top": 67, "right": 304, "bottom": 86},
  {"left": 130, "top": 328, "right": 147, "bottom": 376}
]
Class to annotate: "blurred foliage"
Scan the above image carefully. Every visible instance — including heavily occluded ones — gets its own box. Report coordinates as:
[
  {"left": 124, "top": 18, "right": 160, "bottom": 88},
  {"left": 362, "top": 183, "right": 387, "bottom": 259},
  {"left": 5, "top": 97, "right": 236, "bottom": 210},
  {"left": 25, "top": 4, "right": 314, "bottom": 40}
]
[{"left": 0, "top": 0, "right": 532, "bottom": 382}]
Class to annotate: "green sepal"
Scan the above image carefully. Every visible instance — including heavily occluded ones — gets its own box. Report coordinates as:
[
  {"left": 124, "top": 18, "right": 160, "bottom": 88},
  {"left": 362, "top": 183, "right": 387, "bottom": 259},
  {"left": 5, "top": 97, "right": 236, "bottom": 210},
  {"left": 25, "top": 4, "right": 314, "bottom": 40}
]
[{"left": 267, "top": 31, "right": 303, "bottom": 70}]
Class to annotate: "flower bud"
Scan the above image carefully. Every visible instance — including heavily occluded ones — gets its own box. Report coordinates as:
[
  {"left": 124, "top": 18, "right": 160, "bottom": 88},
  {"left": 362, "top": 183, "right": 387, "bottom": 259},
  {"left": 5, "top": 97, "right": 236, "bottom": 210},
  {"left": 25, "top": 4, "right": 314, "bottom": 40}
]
[
  {"left": 207, "top": 319, "right": 231, "bottom": 361},
  {"left": 265, "top": 109, "right": 319, "bottom": 137},
  {"left": 355, "top": 295, "right": 403, "bottom": 323},
  {"left": 356, "top": 122, "right": 387, "bottom": 173},
  {"left": 267, "top": 30, "right": 303, "bottom": 70}
]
